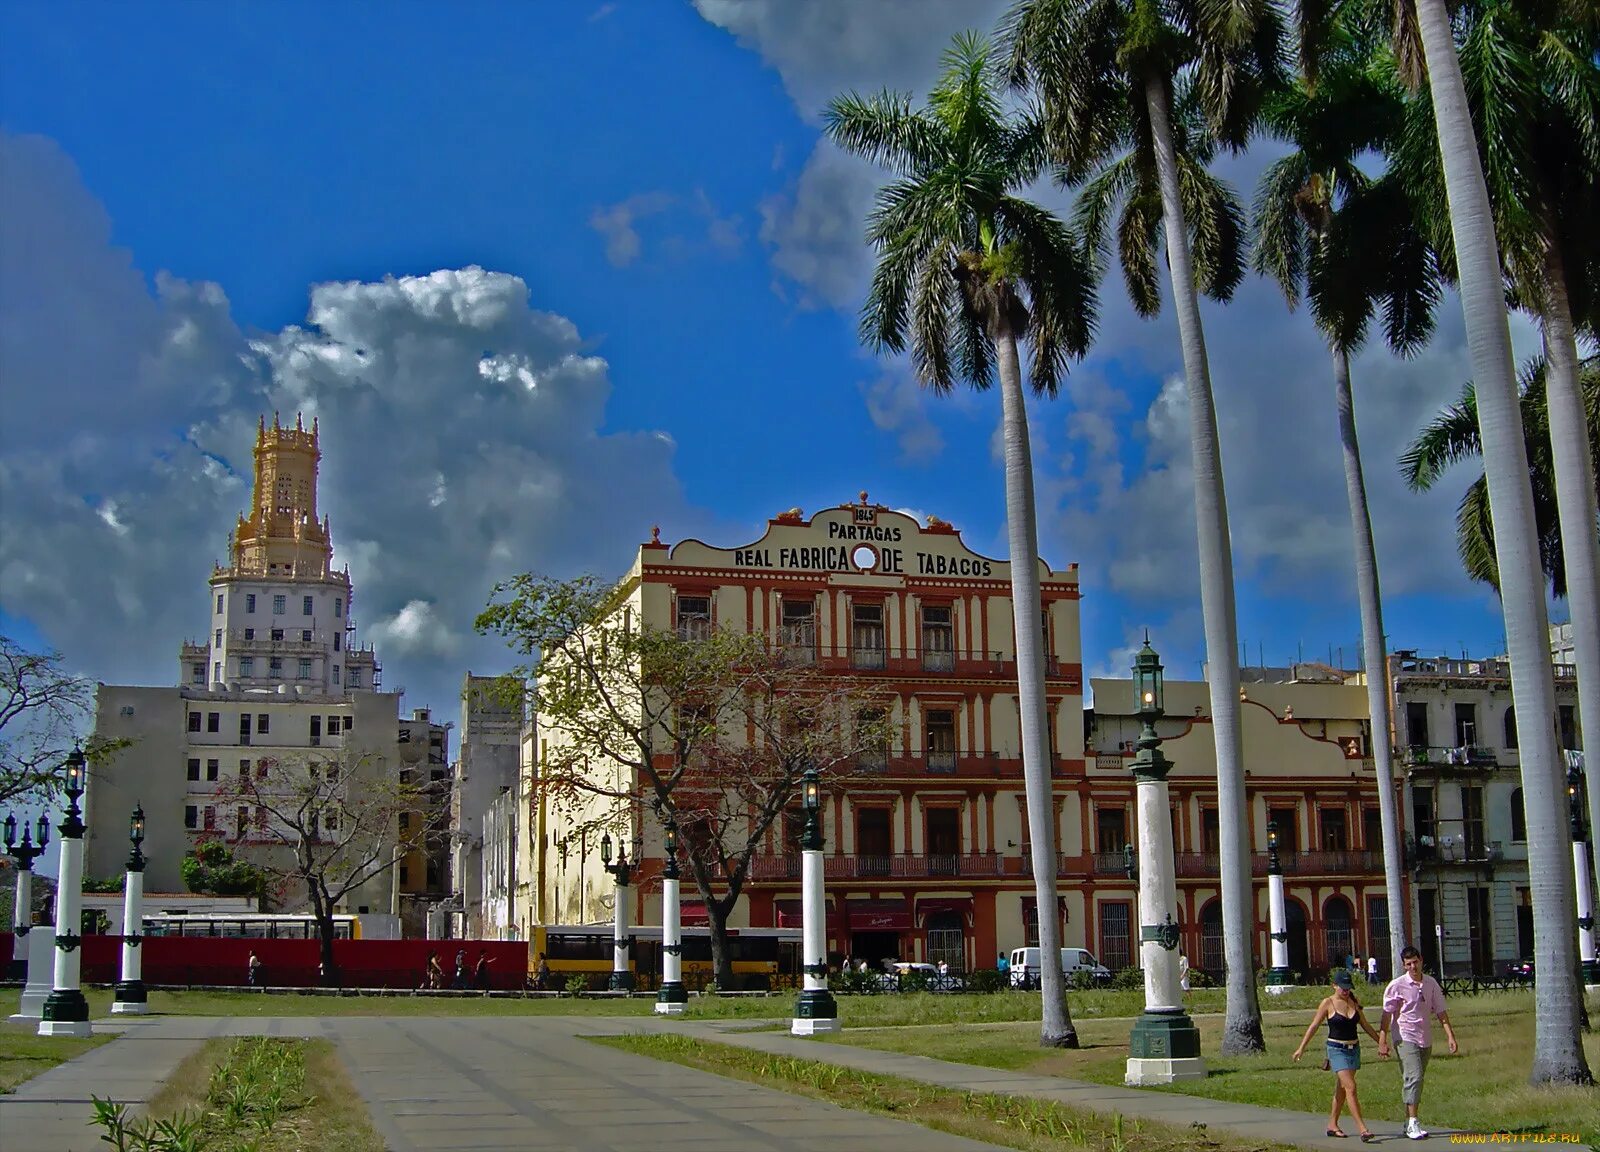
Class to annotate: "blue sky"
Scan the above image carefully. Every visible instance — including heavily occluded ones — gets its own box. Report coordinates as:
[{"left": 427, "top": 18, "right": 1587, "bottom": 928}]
[{"left": 0, "top": 0, "right": 1532, "bottom": 722}]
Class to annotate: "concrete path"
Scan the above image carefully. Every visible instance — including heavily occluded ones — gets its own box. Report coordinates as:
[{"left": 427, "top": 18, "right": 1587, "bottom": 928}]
[{"left": 1, "top": 1014, "right": 1009, "bottom": 1152}]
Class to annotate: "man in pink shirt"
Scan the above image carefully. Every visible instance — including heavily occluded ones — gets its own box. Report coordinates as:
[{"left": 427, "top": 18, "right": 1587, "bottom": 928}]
[{"left": 1377, "top": 946, "right": 1459, "bottom": 1139}]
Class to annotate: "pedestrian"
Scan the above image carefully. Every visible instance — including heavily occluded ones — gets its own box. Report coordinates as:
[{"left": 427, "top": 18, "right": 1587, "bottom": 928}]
[
  {"left": 453, "top": 949, "right": 468, "bottom": 990},
  {"left": 996, "top": 951, "right": 1010, "bottom": 978},
  {"left": 1366, "top": 955, "right": 1379, "bottom": 986},
  {"left": 1178, "top": 953, "right": 1191, "bottom": 995},
  {"left": 1378, "top": 945, "right": 1459, "bottom": 1140},
  {"left": 425, "top": 950, "right": 444, "bottom": 990},
  {"left": 1293, "top": 968, "right": 1382, "bottom": 1142},
  {"left": 247, "top": 951, "right": 263, "bottom": 988},
  {"left": 474, "top": 949, "right": 491, "bottom": 991},
  {"left": 534, "top": 951, "right": 552, "bottom": 991}
]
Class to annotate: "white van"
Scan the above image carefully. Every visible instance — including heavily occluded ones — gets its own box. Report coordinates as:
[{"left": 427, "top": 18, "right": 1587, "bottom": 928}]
[{"left": 1008, "top": 946, "right": 1112, "bottom": 989}]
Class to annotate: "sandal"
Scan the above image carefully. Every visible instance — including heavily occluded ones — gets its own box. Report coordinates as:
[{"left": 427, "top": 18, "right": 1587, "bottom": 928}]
[
  {"left": 1327, "top": 1131, "right": 1348, "bottom": 1139},
  {"left": 1360, "top": 1135, "right": 1378, "bottom": 1144}
]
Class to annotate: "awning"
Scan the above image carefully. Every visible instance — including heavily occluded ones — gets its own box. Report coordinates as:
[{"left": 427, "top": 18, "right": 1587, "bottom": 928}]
[
  {"left": 775, "top": 899, "right": 804, "bottom": 928},
  {"left": 849, "top": 900, "right": 912, "bottom": 931},
  {"left": 680, "top": 902, "right": 710, "bottom": 926},
  {"left": 916, "top": 897, "right": 973, "bottom": 927}
]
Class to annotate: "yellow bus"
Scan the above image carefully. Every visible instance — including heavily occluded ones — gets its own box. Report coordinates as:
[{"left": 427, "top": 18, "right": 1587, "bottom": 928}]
[{"left": 530, "top": 924, "right": 801, "bottom": 991}]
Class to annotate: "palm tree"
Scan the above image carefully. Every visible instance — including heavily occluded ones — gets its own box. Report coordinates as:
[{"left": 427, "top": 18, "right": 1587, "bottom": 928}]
[
  {"left": 1252, "top": 6, "right": 1438, "bottom": 980},
  {"left": 1003, "top": 0, "right": 1282, "bottom": 1055},
  {"left": 1398, "top": 0, "right": 1593, "bottom": 1085},
  {"left": 824, "top": 31, "right": 1098, "bottom": 1049},
  {"left": 1400, "top": 357, "right": 1600, "bottom": 597}
]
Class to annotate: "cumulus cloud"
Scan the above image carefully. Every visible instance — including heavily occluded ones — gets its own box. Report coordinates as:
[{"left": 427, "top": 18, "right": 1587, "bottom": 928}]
[
  {"left": 860, "top": 370, "right": 943, "bottom": 464},
  {"left": 758, "top": 144, "right": 882, "bottom": 311},
  {"left": 589, "top": 190, "right": 743, "bottom": 269},
  {"left": 589, "top": 192, "right": 674, "bottom": 267},
  {"left": 0, "top": 130, "right": 708, "bottom": 711}
]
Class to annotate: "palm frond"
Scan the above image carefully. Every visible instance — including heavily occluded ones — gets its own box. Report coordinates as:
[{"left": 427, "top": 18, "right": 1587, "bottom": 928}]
[
  {"left": 823, "top": 91, "right": 945, "bottom": 176},
  {"left": 1454, "top": 477, "right": 1503, "bottom": 593},
  {"left": 1250, "top": 152, "right": 1313, "bottom": 308},
  {"left": 1177, "top": 153, "right": 1247, "bottom": 303},
  {"left": 1399, "top": 387, "right": 1481, "bottom": 491},
  {"left": 998, "top": 195, "right": 1098, "bottom": 392},
  {"left": 1116, "top": 190, "right": 1165, "bottom": 317},
  {"left": 909, "top": 240, "right": 961, "bottom": 394}
]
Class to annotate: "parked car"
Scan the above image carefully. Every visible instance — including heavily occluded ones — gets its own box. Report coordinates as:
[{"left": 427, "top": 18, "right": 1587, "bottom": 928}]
[
  {"left": 1505, "top": 958, "right": 1535, "bottom": 984},
  {"left": 881, "top": 962, "right": 964, "bottom": 992},
  {"left": 1008, "top": 947, "right": 1112, "bottom": 989}
]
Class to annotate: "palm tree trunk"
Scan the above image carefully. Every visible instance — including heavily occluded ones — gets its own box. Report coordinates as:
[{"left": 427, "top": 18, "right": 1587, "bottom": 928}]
[
  {"left": 1331, "top": 342, "right": 1409, "bottom": 975},
  {"left": 995, "top": 324, "right": 1076, "bottom": 1048},
  {"left": 1540, "top": 242, "right": 1600, "bottom": 890},
  {"left": 1415, "top": 0, "right": 1591, "bottom": 1085},
  {"left": 1144, "top": 72, "right": 1263, "bottom": 1055}
]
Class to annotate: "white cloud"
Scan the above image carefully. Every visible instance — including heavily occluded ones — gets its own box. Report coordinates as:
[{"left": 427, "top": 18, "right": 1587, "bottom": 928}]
[
  {"left": 758, "top": 144, "right": 882, "bottom": 311},
  {"left": 0, "top": 130, "right": 711, "bottom": 713},
  {"left": 860, "top": 370, "right": 944, "bottom": 463},
  {"left": 589, "top": 192, "right": 674, "bottom": 267}
]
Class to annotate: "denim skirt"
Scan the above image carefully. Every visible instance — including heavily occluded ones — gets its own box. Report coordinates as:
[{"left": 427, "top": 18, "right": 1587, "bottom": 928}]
[{"left": 1327, "top": 1040, "right": 1361, "bottom": 1072}]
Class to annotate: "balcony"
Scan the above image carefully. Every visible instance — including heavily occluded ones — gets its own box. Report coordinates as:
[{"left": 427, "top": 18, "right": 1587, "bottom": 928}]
[
  {"left": 749, "top": 852, "right": 1004, "bottom": 881},
  {"left": 826, "top": 647, "right": 1078, "bottom": 683},
  {"left": 1405, "top": 745, "right": 1500, "bottom": 771},
  {"left": 1090, "top": 848, "right": 1387, "bottom": 877},
  {"left": 925, "top": 750, "right": 958, "bottom": 774},
  {"left": 228, "top": 628, "right": 331, "bottom": 656}
]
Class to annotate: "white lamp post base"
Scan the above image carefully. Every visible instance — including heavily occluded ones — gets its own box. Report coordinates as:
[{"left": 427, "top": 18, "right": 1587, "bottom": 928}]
[
  {"left": 1264, "top": 984, "right": 1295, "bottom": 996},
  {"left": 790, "top": 1016, "right": 841, "bottom": 1036},
  {"left": 654, "top": 1001, "right": 686, "bottom": 1015},
  {"left": 110, "top": 1001, "right": 149, "bottom": 1016},
  {"left": 1125, "top": 1056, "right": 1207, "bottom": 1086},
  {"left": 38, "top": 1019, "right": 93, "bottom": 1038}
]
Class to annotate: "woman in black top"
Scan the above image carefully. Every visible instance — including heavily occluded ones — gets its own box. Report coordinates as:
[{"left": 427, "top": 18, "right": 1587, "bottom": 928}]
[{"left": 1293, "top": 969, "right": 1384, "bottom": 1140}]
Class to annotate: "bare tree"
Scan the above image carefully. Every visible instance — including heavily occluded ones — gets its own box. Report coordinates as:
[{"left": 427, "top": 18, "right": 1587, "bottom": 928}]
[
  {"left": 0, "top": 635, "right": 123, "bottom": 804},
  {"left": 214, "top": 748, "right": 425, "bottom": 982},
  {"left": 477, "top": 573, "right": 895, "bottom": 989}
]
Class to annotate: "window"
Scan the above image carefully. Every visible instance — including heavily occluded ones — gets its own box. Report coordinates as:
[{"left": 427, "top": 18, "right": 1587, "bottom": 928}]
[
  {"left": 270, "top": 657, "right": 283, "bottom": 676},
  {"left": 1099, "top": 901, "right": 1132, "bottom": 971},
  {"left": 781, "top": 599, "right": 815, "bottom": 663},
  {"left": 303, "top": 595, "right": 314, "bottom": 616},
  {"left": 348, "top": 668, "right": 361, "bottom": 688},
  {"left": 676, "top": 595, "right": 711, "bottom": 640},
  {"left": 399, "top": 812, "right": 412, "bottom": 832},
  {"left": 333, "top": 665, "right": 340, "bottom": 685},
  {"left": 213, "top": 662, "right": 222, "bottom": 683},
  {"left": 1462, "top": 785, "right": 1485, "bottom": 859},
  {"left": 1268, "top": 806, "right": 1299, "bottom": 852},
  {"left": 1560, "top": 705, "right": 1578, "bottom": 751},
  {"left": 239, "top": 656, "right": 253, "bottom": 678},
  {"left": 399, "top": 726, "right": 412, "bottom": 744},
  {"left": 236, "top": 806, "right": 249, "bottom": 838},
  {"left": 215, "top": 629, "right": 223, "bottom": 647},
  {"left": 217, "top": 594, "right": 224, "bottom": 614},
  {"left": 329, "top": 715, "right": 343, "bottom": 734},
  {"left": 925, "top": 807, "right": 960, "bottom": 872},
  {"left": 239, "top": 759, "right": 250, "bottom": 777},
  {"left": 1413, "top": 787, "right": 1437, "bottom": 860},
  {"left": 310, "top": 716, "right": 322, "bottom": 746},
  {"left": 244, "top": 627, "right": 255, "bottom": 641},
  {"left": 1319, "top": 807, "right": 1348, "bottom": 852},
  {"left": 1368, "top": 897, "right": 1391, "bottom": 973},
  {"left": 257, "top": 760, "right": 268, "bottom": 779},
  {"left": 851, "top": 602, "right": 885, "bottom": 669},
  {"left": 1504, "top": 707, "right": 1518, "bottom": 749},
  {"left": 399, "top": 864, "right": 411, "bottom": 887},
  {"left": 184, "top": 805, "right": 198, "bottom": 829},
  {"left": 239, "top": 713, "right": 252, "bottom": 744},
  {"left": 207, "top": 712, "right": 220, "bottom": 733},
  {"left": 187, "top": 758, "right": 201, "bottom": 781},
  {"left": 191, "top": 663, "right": 205, "bottom": 685},
  {"left": 1406, "top": 701, "right": 1430, "bottom": 749},
  {"left": 297, "top": 658, "right": 312, "bottom": 680},
  {"left": 324, "top": 811, "right": 337, "bottom": 831},
  {"left": 925, "top": 708, "right": 956, "bottom": 771},
  {"left": 203, "top": 806, "right": 216, "bottom": 831},
  {"left": 1510, "top": 788, "right": 1526, "bottom": 841},
  {"left": 333, "top": 634, "right": 341, "bottom": 651},
  {"left": 301, "top": 629, "right": 312, "bottom": 642},
  {"left": 246, "top": 593, "right": 256, "bottom": 613},
  {"left": 1095, "top": 806, "right": 1128, "bottom": 854},
  {"left": 334, "top": 597, "right": 343, "bottom": 618},
  {"left": 1363, "top": 806, "right": 1383, "bottom": 851},
  {"left": 206, "top": 758, "right": 219, "bottom": 781},
  {"left": 1454, "top": 702, "right": 1478, "bottom": 748},
  {"left": 1468, "top": 886, "right": 1494, "bottom": 975},
  {"left": 921, "top": 605, "right": 954, "bottom": 671},
  {"left": 1201, "top": 807, "right": 1220, "bottom": 853},
  {"left": 855, "top": 707, "right": 889, "bottom": 771},
  {"left": 188, "top": 711, "right": 202, "bottom": 732},
  {"left": 257, "top": 713, "right": 269, "bottom": 734},
  {"left": 273, "top": 595, "right": 286, "bottom": 615},
  {"left": 271, "top": 628, "right": 284, "bottom": 642}
]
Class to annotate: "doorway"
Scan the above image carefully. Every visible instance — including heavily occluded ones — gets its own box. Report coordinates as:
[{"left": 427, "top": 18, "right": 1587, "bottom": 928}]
[
  {"left": 1287, "top": 901, "right": 1310, "bottom": 977},
  {"left": 925, "top": 911, "right": 964, "bottom": 971},
  {"left": 926, "top": 807, "right": 960, "bottom": 875},
  {"left": 856, "top": 807, "right": 892, "bottom": 878}
]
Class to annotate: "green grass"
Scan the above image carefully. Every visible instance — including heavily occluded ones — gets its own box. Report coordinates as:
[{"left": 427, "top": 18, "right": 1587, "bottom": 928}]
[
  {"left": 826, "top": 990, "right": 1600, "bottom": 1143},
  {"left": 0, "top": 1018, "right": 113, "bottom": 1093},
  {"left": 595, "top": 1033, "right": 1306, "bottom": 1152}
]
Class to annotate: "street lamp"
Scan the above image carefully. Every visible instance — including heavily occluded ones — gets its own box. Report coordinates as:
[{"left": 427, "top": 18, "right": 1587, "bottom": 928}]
[
  {"left": 791, "top": 763, "right": 839, "bottom": 1035},
  {"left": 656, "top": 820, "right": 688, "bottom": 1014},
  {"left": 1568, "top": 769, "right": 1600, "bottom": 990},
  {"left": 1124, "top": 637, "right": 1204, "bottom": 1086},
  {"left": 112, "top": 804, "right": 149, "bottom": 1015},
  {"left": 1263, "top": 819, "right": 1293, "bottom": 993},
  {"left": 600, "top": 831, "right": 634, "bottom": 992},
  {"left": 3, "top": 810, "right": 50, "bottom": 980},
  {"left": 40, "top": 745, "right": 92, "bottom": 1037}
]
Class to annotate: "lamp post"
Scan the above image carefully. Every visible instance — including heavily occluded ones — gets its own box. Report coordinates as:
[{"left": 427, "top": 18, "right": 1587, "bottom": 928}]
[
  {"left": 792, "top": 764, "right": 839, "bottom": 1035},
  {"left": 1568, "top": 770, "right": 1600, "bottom": 990},
  {"left": 656, "top": 821, "right": 688, "bottom": 1014},
  {"left": 3, "top": 810, "right": 50, "bottom": 980},
  {"left": 1263, "top": 820, "right": 1293, "bottom": 994},
  {"left": 600, "top": 832, "right": 634, "bottom": 992},
  {"left": 1124, "top": 637, "right": 1204, "bottom": 1085},
  {"left": 40, "top": 746, "right": 92, "bottom": 1038},
  {"left": 112, "top": 805, "right": 148, "bottom": 1015}
]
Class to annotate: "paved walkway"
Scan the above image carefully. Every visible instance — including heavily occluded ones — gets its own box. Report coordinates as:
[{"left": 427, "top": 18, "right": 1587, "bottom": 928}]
[{"left": 1, "top": 1013, "right": 1588, "bottom": 1152}]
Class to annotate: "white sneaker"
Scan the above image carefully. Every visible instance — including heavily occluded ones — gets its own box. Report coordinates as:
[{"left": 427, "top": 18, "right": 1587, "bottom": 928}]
[{"left": 1406, "top": 1118, "right": 1429, "bottom": 1140}]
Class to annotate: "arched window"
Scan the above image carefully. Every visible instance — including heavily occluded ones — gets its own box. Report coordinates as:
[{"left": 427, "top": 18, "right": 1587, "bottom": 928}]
[
  {"left": 1324, "top": 895, "right": 1356, "bottom": 973},
  {"left": 1200, "top": 900, "right": 1224, "bottom": 977},
  {"left": 1510, "top": 788, "right": 1526, "bottom": 841},
  {"left": 1504, "top": 707, "right": 1518, "bottom": 750}
]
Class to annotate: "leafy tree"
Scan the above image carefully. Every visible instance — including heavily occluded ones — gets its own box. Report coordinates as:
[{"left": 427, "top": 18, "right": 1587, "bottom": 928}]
[
  {"left": 180, "top": 839, "right": 268, "bottom": 902},
  {"left": 213, "top": 749, "right": 423, "bottom": 983},
  {"left": 822, "top": 31, "right": 1097, "bottom": 1048},
  {"left": 1004, "top": 0, "right": 1282, "bottom": 1054},
  {"left": 1393, "top": 0, "right": 1595, "bottom": 1084},
  {"left": 1251, "top": 2, "right": 1440, "bottom": 976},
  {"left": 0, "top": 635, "right": 125, "bottom": 804},
  {"left": 475, "top": 572, "right": 896, "bottom": 992}
]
